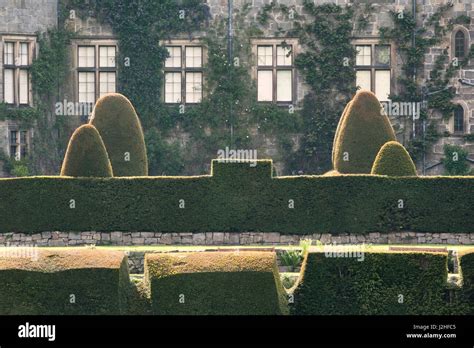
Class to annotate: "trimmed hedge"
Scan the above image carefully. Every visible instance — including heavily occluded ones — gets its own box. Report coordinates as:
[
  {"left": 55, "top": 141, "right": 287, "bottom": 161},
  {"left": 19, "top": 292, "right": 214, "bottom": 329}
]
[
  {"left": 333, "top": 91, "right": 396, "bottom": 174},
  {"left": 0, "top": 249, "right": 130, "bottom": 314},
  {"left": 145, "top": 251, "right": 288, "bottom": 315},
  {"left": 60, "top": 124, "right": 113, "bottom": 177},
  {"left": 460, "top": 251, "right": 474, "bottom": 315},
  {"left": 371, "top": 141, "right": 417, "bottom": 176},
  {"left": 291, "top": 252, "right": 460, "bottom": 315},
  {"left": 0, "top": 160, "right": 474, "bottom": 233},
  {"left": 90, "top": 93, "right": 148, "bottom": 176}
]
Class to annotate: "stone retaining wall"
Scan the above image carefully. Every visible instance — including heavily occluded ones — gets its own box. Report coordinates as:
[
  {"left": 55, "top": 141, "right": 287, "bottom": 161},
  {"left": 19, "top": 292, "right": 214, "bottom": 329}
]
[{"left": 1, "top": 231, "right": 473, "bottom": 247}]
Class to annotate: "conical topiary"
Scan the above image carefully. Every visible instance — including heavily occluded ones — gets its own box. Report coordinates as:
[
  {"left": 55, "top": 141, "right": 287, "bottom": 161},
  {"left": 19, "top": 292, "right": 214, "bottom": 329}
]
[
  {"left": 60, "top": 124, "right": 113, "bottom": 177},
  {"left": 331, "top": 100, "right": 352, "bottom": 166},
  {"left": 333, "top": 90, "right": 396, "bottom": 173},
  {"left": 90, "top": 93, "right": 148, "bottom": 176},
  {"left": 371, "top": 141, "right": 417, "bottom": 176}
]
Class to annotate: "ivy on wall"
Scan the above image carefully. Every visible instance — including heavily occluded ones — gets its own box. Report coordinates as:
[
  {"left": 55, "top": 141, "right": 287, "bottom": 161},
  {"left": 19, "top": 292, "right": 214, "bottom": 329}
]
[{"left": 380, "top": 5, "right": 473, "bottom": 162}]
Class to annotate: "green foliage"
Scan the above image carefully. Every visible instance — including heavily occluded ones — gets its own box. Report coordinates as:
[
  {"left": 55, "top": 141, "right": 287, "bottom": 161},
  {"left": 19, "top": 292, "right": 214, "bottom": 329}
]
[
  {"left": 460, "top": 252, "right": 474, "bottom": 315},
  {"left": 90, "top": 94, "right": 148, "bottom": 176},
  {"left": 31, "top": 29, "right": 71, "bottom": 98},
  {"left": 145, "top": 251, "right": 288, "bottom": 315},
  {"left": 371, "top": 141, "right": 417, "bottom": 176},
  {"left": 289, "top": 3, "right": 357, "bottom": 173},
  {"left": 280, "top": 250, "right": 303, "bottom": 271},
  {"left": 0, "top": 249, "right": 130, "bottom": 314},
  {"left": 442, "top": 144, "right": 470, "bottom": 176},
  {"left": 0, "top": 103, "right": 40, "bottom": 126},
  {"left": 11, "top": 161, "right": 30, "bottom": 177},
  {"left": 291, "top": 252, "right": 468, "bottom": 315},
  {"left": 1, "top": 161, "right": 474, "bottom": 234},
  {"left": 60, "top": 124, "right": 113, "bottom": 177},
  {"left": 333, "top": 91, "right": 396, "bottom": 173}
]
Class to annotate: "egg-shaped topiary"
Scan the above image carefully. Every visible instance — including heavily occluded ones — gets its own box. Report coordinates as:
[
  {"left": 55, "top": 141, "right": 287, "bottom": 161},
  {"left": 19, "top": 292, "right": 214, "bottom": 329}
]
[
  {"left": 371, "top": 141, "right": 417, "bottom": 176},
  {"left": 333, "top": 90, "right": 396, "bottom": 173},
  {"left": 60, "top": 124, "right": 113, "bottom": 177},
  {"left": 90, "top": 93, "right": 148, "bottom": 176}
]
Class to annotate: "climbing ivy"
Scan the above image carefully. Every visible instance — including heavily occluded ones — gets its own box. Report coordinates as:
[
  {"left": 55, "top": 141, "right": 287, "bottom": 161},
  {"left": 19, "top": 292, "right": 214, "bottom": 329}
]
[{"left": 380, "top": 5, "right": 473, "bottom": 162}]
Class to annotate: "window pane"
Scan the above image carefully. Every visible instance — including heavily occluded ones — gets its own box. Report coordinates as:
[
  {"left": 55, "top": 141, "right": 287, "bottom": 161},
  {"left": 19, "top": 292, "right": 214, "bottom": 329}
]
[
  {"left": 356, "top": 70, "right": 371, "bottom": 91},
  {"left": 4, "top": 69, "right": 14, "bottom": 104},
  {"left": 277, "top": 45, "right": 292, "bottom": 66},
  {"left": 455, "top": 31, "right": 465, "bottom": 58},
  {"left": 10, "top": 131, "right": 17, "bottom": 144},
  {"left": 165, "top": 72, "right": 181, "bottom": 103},
  {"left": 99, "top": 72, "right": 116, "bottom": 97},
  {"left": 454, "top": 106, "right": 464, "bottom": 133},
  {"left": 19, "top": 69, "right": 28, "bottom": 104},
  {"left": 78, "top": 46, "right": 95, "bottom": 68},
  {"left": 78, "top": 72, "right": 95, "bottom": 103},
  {"left": 356, "top": 45, "right": 371, "bottom": 66},
  {"left": 375, "top": 45, "right": 390, "bottom": 66},
  {"left": 375, "top": 70, "right": 391, "bottom": 101},
  {"left": 165, "top": 46, "right": 181, "bottom": 68},
  {"left": 257, "top": 70, "right": 273, "bottom": 101},
  {"left": 20, "top": 43, "right": 29, "bottom": 65},
  {"left": 185, "top": 46, "right": 202, "bottom": 68},
  {"left": 257, "top": 46, "right": 273, "bottom": 66},
  {"left": 276, "top": 70, "right": 292, "bottom": 102},
  {"left": 185, "top": 72, "right": 202, "bottom": 103},
  {"left": 4, "top": 42, "right": 14, "bottom": 65},
  {"left": 99, "top": 46, "right": 116, "bottom": 68},
  {"left": 20, "top": 131, "right": 27, "bottom": 144}
]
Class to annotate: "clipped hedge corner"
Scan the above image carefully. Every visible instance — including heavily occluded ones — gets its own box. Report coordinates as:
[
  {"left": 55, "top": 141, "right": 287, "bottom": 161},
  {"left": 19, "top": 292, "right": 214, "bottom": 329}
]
[
  {"left": 145, "top": 251, "right": 289, "bottom": 315},
  {"left": 90, "top": 93, "right": 148, "bottom": 176},
  {"left": 291, "top": 251, "right": 459, "bottom": 315},
  {"left": 60, "top": 124, "right": 113, "bottom": 177},
  {"left": 371, "top": 141, "right": 417, "bottom": 176},
  {"left": 0, "top": 249, "right": 130, "bottom": 315},
  {"left": 333, "top": 91, "right": 396, "bottom": 174}
]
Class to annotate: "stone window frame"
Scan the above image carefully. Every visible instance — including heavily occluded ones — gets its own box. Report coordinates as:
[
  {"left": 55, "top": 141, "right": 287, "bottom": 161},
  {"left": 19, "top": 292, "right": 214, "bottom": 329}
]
[
  {"left": 8, "top": 125, "right": 30, "bottom": 160},
  {"left": 1, "top": 35, "right": 36, "bottom": 107},
  {"left": 251, "top": 38, "right": 299, "bottom": 105},
  {"left": 449, "top": 101, "right": 469, "bottom": 136},
  {"left": 353, "top": 38, "right": 394, "bottom": 101},
  {"left": 451, "top": 26, "right": 470, "bottom": 60},
  {"left": 161, "top": 39, "right": 207, "bottom": 105},
  {"left": 71, "top": 39, "right": 118, "bottom": 109}
]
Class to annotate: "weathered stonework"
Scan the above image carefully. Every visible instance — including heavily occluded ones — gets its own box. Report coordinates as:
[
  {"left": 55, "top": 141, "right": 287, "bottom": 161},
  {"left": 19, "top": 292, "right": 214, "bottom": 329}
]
[{"left": 0, "top": 231, "right": 472, "bottom": 248}]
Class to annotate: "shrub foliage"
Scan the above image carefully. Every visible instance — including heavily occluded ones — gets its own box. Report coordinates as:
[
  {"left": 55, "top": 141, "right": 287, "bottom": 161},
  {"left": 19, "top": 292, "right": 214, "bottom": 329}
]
[
  {"left": 371, "top": 141, "right": 417, "bottom": 176},
  {"left": 333, "top": 91, "right": 396, "bottom": 173},
  {"left": 90, "top": 93, "right": 148, "bottom": 176},
  {"left": 291, "top": 252, "right": 464, "bottom": 315},
  {"left": 145, "top": 251, "right": 288, "bottom": 315},
  {"left": 60, "top": 124, "right": 113, "bottom": 177}
]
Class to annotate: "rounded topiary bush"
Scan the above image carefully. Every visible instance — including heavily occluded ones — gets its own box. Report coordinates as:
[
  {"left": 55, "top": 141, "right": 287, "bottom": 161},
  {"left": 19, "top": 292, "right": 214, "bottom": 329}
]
[
  {"left": 371, "top": 141, "right": 417, "bottom": 176},
  {"left": 333, "top": 91, "right": 396, "bottom": 173},
  {"left": 90, "top": 93, "right": 148, "bottom": 176},
  {"left": 60, "top": 124, "right": 113, "bottom": 177}
]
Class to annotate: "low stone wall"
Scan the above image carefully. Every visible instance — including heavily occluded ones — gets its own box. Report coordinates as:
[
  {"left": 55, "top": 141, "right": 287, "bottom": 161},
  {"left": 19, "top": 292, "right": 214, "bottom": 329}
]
[{"left": 0, "top": 231, "right": 473, "bottom": 247}]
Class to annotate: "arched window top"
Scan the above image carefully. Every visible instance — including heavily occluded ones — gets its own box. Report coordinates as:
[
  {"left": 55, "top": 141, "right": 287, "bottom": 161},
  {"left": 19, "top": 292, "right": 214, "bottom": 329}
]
[
  {"left": 454, "top": 30, "right": 466, "bottom": 59},
  {"left": 453, "top": 104, "right": 465, "bottom": 134}
]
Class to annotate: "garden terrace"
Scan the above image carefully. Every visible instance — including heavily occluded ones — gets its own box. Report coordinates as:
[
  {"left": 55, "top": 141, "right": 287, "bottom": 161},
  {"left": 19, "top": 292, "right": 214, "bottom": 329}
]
[{"left": 0, "top": 160, "right": 473, "bottom": 234}]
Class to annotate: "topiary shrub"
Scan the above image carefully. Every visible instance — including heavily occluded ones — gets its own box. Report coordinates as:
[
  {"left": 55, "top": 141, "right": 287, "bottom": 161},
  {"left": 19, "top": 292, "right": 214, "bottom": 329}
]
[
  {"left": 0, "top": 249, "right": 130, "bottom": 314},
  {"left": 460, "top": 251, "right": 474, "bottom": 315},
  {"left": 291, "top": 251, "right": 458, "bottom": 315},
  {"left": 371, "top": 141, "right": 417, "bottom": 176},
  {"left": 145, "top": 251, "right": 289, "bottom": 315},
  {"left": 333, "top": 91, "right": 396, "bottom": 173},
  {"left": 442, "top": 144, "right": 471, "bottom": 176},
  {"left": 331, "top": 100, "right": 352, "bottom": 166},
  {"left": 90, "top": 93, "right": 148, "bottom": 176},
  {"left": 60, "top": 124, "right": 113, "bottom": 177}
]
